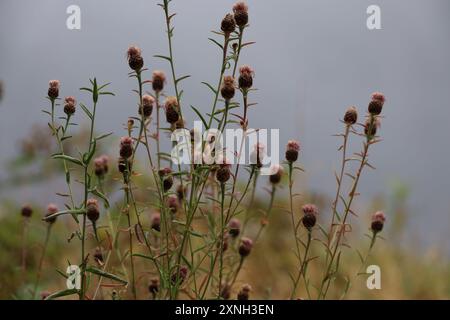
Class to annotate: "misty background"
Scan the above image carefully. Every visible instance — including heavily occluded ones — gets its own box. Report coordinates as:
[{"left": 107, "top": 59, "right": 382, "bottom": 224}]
[{"left": 0, "top": 0, "right": 449, "bottom": 255}]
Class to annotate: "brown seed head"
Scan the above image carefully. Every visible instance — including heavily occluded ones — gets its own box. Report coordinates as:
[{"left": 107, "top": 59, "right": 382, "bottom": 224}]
[
  {"left": 269, "top": 164, "right": 284, "bottom": 184},
  {"left": 21, "top": 204, "right": 33, "bottom": 218},
  {"left": 228, "top": 218, "right": 241, "bottom": 238},
  {"left": 48, "top": 80, "right": 60, "bottom": 99},
  {"left": 150, "top": 212, "right": 161, "bottom": 232},
  {"left": 120, "top": 136, "right": 133, "bottom": 158},
  {"left": 237, "top": 283, "right": 251, "bottom": 300},
  {"left": 371, "top": 210, "right": 386, "bottom": 233},
  {"left": 233, "top": 1, "right": 249, "bottom": 27},
  {"left": 86, "top": 198, "right": 100, "bottom": 222},
  {"left": 285, "top": 140, "right": 300, "bottom": 162},
  {"left": 221, "top": 75, "right": 236, "bottom": 101},
  {"left": 46, "top": 203, "right": 58, "bottom": 224},
  {"left": 238, "top": 65, "right": 254, "bottom": 89},
  {"left": 152, "top": 70, "right": 166, "bottom": 92},
  {"left": 239, "top": 237, "right": 253, "bottom": 257},
  {"left": 221, "top": 13, "right": 236, "bottom": 35},
  {"left": 343, "top": 106, "right": 358, "bottom": 125}
]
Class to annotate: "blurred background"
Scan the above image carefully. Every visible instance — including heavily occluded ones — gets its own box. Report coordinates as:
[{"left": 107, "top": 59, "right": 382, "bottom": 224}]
[{"left": 0, "top": 0, "right": 449, "bottom": 299}]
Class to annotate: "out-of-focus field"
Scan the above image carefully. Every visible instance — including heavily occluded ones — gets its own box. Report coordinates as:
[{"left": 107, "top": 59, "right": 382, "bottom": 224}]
[{"left": 0, "top": 129, "right": 449, "bottom": 300}]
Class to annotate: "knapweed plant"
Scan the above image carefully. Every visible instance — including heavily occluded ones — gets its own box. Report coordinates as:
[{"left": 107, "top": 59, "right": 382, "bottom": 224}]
[{"left": 24, "top": 1, "right": 388, "bottom": 300}]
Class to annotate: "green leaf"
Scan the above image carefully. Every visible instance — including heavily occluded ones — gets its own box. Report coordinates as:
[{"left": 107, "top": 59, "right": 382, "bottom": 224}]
[
  {"left": 95, "top": 132, "right": 113, "bottom": 141},
  {"left": 79, "top": 103, "right": 93, "bottom": 120},
  {"left": 45, "top": 288, "right": 78, "bottom": 300},
  {"left": 201, "top": 82, "right": 217, "bottom": 95},
  {"left": 190, "top": 105, "right": 208, "bottom": 129},
  {"left": 208, "top": 38, "right": 223, "bottom": 50},
  {"left": 154, "top": 54, "right": 172, "bottom": 62},
  {"left": 175, "top": 75, "right": 191, "bottom": 85},
  {"left": 90, "top": 188, "right": 110, "bottom": 208},
  {"left": 52, "top": 154, "right": 84, "bottom": 167},
  {"left": 99, "top": 92, "right": 115, "bottom": 96},
  {"left": 86, "top": 266, "right": 128, "bottom": 285},
  {"left": 43, "top": 209, "right": 85, "bottom": 222}
]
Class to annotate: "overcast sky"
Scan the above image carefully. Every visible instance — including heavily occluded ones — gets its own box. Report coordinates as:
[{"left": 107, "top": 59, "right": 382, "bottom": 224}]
[{"left": 1, "top": 0, "right": 449, "bottom": 253}]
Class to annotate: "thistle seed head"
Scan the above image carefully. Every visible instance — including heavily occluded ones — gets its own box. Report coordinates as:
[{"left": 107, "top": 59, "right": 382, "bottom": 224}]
[
  {"left": 63, "top": 96, "right": 76, "bottom": 116},
  {"left": 127, "top": 46, "right": 143, "bottom": 71},
  {"left": 159, "top": 167, "right": 174, "bottom": 191},
  {"left": 94, "top": 155, "right": 109, "bottom": 177},
  {"left": 228, "top": 218, "right": 241, "bottom": 238},
  {"left": 233, "top": 1, "right": 249, "bottom": 27},
  {"left": 46, "top": 203, "right": 58, "bottom": 224},
  {"left": 21, "top": 204, "right": 33, "bottom": 218},
  {"left": 221, "top": 75, "right": 236, "bottom": 101},
  {"left": 150, "top": 212, "right": 161, "bottom": 232},
  {"left": 285, "top": 139, "right": 300, "bottom": 163},
  {"left": 119, "top": 136, "right": 133, "bottom": 159},
  {"left": 368, "top": 92, "right": 386, "bottom": 115},
  {"left": 302, "top": 204, "right": 318, "bottom": 230},
  {"left": 152, "top": 70, "right": 166, "bottom": 92},
  {"left": 48, "top": 80, "right": 60, "bottom": 99},
  {"left": 221, "top": 13, "right": 236, "bottom": 35},
  {"left": 343, "top": 106, "right": 358, "bottom": 125},
  {"left": 269, "top": 164, "right": 284, "bottom": 184},
  {"left": 165, "top": 97, "right": 180, "bottom": 124},
  {"left": 237, "top": 283, "right": 251, "bottom": 300},
  {"left": 86, "top": 198, "right": 100, "bottom": 222},
  {"left": 238, "top": 65, "right": 254, "bottom": 89},
  {"left": 371, "top": 210, "right": 386, "bottom": 233},
  {"left": 140, "top": 94, "right": 155, "bottom": 118},
  {"left": 239, "top": 237, "right": 253, "bottom": 257}
]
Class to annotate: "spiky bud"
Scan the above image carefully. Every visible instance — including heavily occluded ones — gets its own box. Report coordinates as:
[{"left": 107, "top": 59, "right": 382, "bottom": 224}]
[
  {"left": 371, "top": 211, "right": 386, "bottom": 233},
  {"left": 285, "top": 140, "right": 300, "bottom": 163},
  {"left": 165, "top": 97, "right": 179, "bottom": 124},
  {"left": 237, "top": 283, "right": 251, "bottom": 300},
  {"left": 221, "top": 13, "right": 236, "bottom": 35},
  {"left": 45, "top": 203, "right": 58, "bottom": 224},
  {"left": 166, "top": 195, "right": 179, "bottom": 214},
  {"left": 150, "top": 212, "right": 161, "bottom": 232},
  {"left": 63, "top": 96, "right": 76, "bottom": 116},
  {"left": 21, "top": 204, "right": 33, "bottom": 218},
  {"left": 171, "top": 265, "right": 188, "bottom": 285},
  {"left": 119, "top": 136, "right": 133, "bottom": 159},
  {"left": 139, "top": 95, "right": 154, "bottom": 118},
  {"left": 368, "top": 92, "right": 385, "bottom": 115},
  {"left": 221, "top": 76, "right": 236, "bottom": 101},
  {"left": 233, "top": 2, "right": 249, "bottom": 28},
  {"left": 86, "top": 199, "right": 100, "bottom": 222},
  {"left": 302, "top": 204, "right": 318, "bottom": 230},
  {"left": 228, "top": 218, "right": 241, "bottom": 238},
  {"left": 94, "top": 155, "right": 109, "bottom": 177},
  {"left": 238, "top": 65, "right": 254, "bottom": 90},
  {"left": 48, "top": 80, "right": 60, "bottom": 99},
  {"left": 239, "top": 237, "right": 253, "bottom": 257},
  {"left": 152, "top": 70, "right": 166, "bottom": 93},
  {"left": 343, "top": 106, "right": 358, "bottom": 125},
  {"left": 269, "top": 164, "right": 284, "bottom": 184},
  {"left": 127, "top": 46, "right": 144, "bottom": 71}
]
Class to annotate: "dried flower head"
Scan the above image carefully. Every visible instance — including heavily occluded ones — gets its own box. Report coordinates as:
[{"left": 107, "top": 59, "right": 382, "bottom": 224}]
[
  {"left": 371, "top": 210, "right": 386, "bottom": 233},
  {"left": 86, "top": 198, "right": 100, "bottom": 222},
  {"left": 239, "top": 237, "right": 253, "bottom": 257},
  {"left": 368, "top": 92, "right": 386, "bottom": 115},
  {"left": 238, "top": 65, "right": 254, "bottom": 89},
  {"left": 45, "top": 203, "right": 58, "bottom": 224},
  {"left": 302, "top": 204, "right": 318, "bottom": 230},
  {"left": 119, "top": 136, "right": 134, "bottom": 159},
  {"left": 94, "top": 155, "right": 109, "bottom": 177},
  {"left": 228, "top": 218, "right": 241, "bottom": 238},
  {"left": 63, "top": 96, "right": 76, "bottom": 116},
  {"left": 166, "top": 195, "right": 179, "bottom": 214},
  {"left": 140, "top": 94, "right": 155, "bottom": 118},
  {"left": 150, "top": 212, "right": 161, "bottom": 232},
  {"left": 159, "top": 167, "right": 174, "bottom": 192},
  {"left": 165, "top": 96, "right": 180, "bottom": 124},
  {"left": 233, "top": 1, "right": 249, "bottom": 27},
  {"left": 237, "top": 283, "right": 251, "bottom": 300},
  {"left": 220, "top": 283, "right": 231, "bottom": 300},
  {"left": 94, "top": 247, "right": 103, "bottom": 264},
  {"left": 152, "top": 70, "right": 166, "bottom": 92},
  {"left": 343, "top": 106, "right": 358, "bottom": 125},
  {"left": 171, "top": 265, "right": 188, "bottom": 285},
  {"left": 48, "top": 80, "right": 60, "bottom": 99},
  {"left": 127, "top": 46, "right": 144, "bottom": 71},
  {"left": 221, "top": 13, "right": 236, "bottom": 35},
  {"left": 221, "top": 75, "right": 236, "bottom": 101},
  {"left": 21, "top": 204, "right": 33, "bottom": 218},
  {"left": 285, "top": 140, "right": 300, "bottom": 163},
  {"left": 269, "top": 164, "right": 284, "bottom": 184}
]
